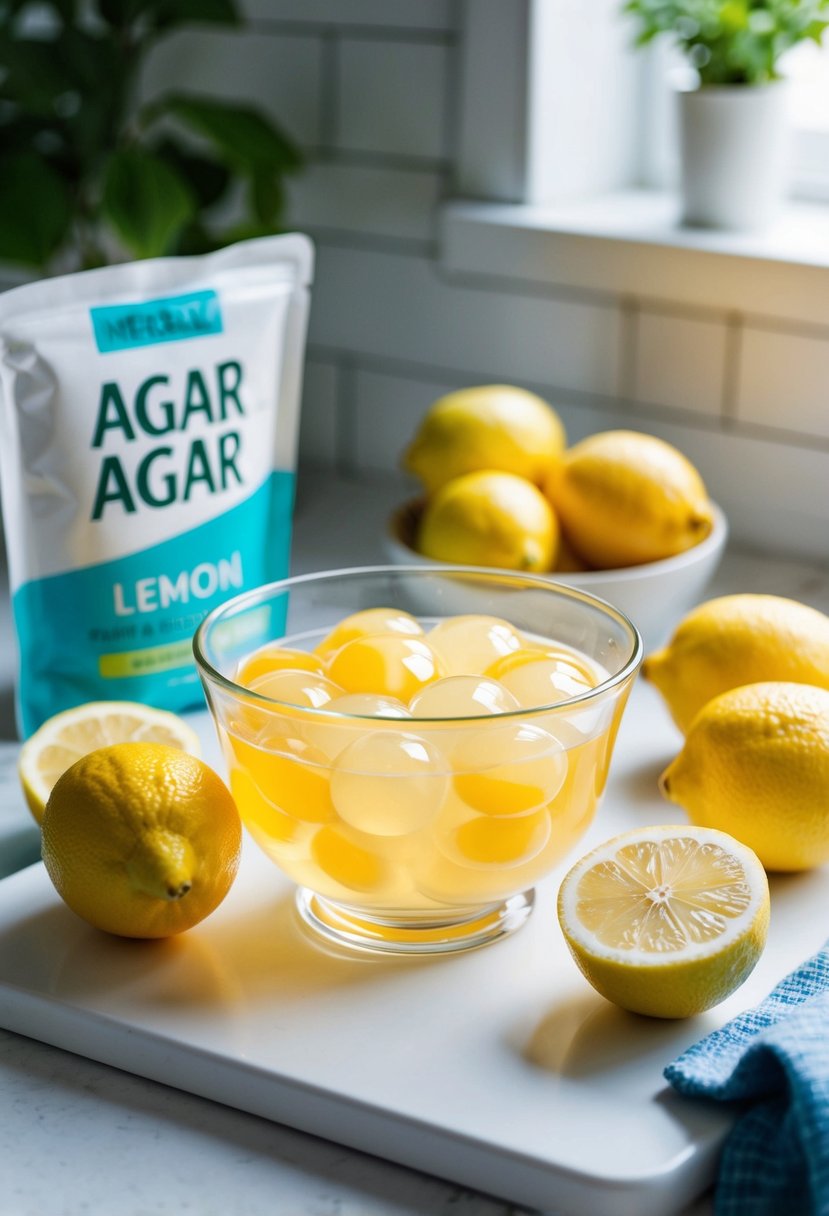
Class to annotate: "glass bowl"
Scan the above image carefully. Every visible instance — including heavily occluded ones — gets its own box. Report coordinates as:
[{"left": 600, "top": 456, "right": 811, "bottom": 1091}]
[{"left": 194, "top": 566, "right": 642, "bottom": 956}]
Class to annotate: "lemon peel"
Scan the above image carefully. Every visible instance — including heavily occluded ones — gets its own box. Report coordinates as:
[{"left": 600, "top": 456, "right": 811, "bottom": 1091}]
[
  {"left": 660, "top": 682, "right": 829, "bottom": 872},
  {"left": 416, "top": 470, "right": 558, "bottom": 572},
  {"left": 402, "top": 385, "right": 565, "bottom": 495},
  {"left": 643, "top": 594, "right": 829, "bottom": 735},
  {"left": 41, "top": 742, "right": 241, "bottom": 938},
  {"left": 545, "top": 430, "right": 713, "bottom": 568}
]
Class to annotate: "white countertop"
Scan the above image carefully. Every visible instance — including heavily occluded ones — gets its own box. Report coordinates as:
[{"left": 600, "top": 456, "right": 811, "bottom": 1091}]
[{"left": 1, "top": 470, "right": 828, "bottom": 1216}]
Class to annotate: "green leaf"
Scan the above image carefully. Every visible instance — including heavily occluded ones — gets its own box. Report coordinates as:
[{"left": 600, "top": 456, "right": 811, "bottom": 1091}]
[
  {"left": 249, "top": 168, "right": 285, "bottom": 227},
  {"left": 151, "top": 0, "right": 239, "bottom": 26},
  {"left": 98, "top": 0, "right": 239, "bottom": 31},
  {"left": 0, "top": 34, "right": 76, "bottom": 117},
  {"left": 153, "top": 93, "right": 303, "bottom": 174},
  {"left": 806, "top": 18, "right": 829, "bottom": 42},
  {"left": 0, "top": 151, "right": 73, "bottom": 268},
  {"left": 58, "top": 29, "right": 127, "bottom": 157},
  {"left": 152, "top": 137, "right": 231, "bottom": 209},
  {"left": 102, "top": 147, "right": 196, "bottom": 258},
  {"left": 172, "top": 219, "right": 220, "bottom": 255},
  {"left": 97, "top": 0, "right": 147, "bottom": 25}
]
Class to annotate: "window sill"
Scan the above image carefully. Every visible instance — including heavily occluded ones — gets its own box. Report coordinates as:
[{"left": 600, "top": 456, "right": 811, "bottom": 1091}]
[{"left": 440, "top": 191, "right": 829, "bottom": 327}]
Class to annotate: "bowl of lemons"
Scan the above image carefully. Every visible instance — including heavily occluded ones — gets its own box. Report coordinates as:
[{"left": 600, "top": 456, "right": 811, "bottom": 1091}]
[{"left": 385, "top": 385, "right": 728, "bottom": 650}]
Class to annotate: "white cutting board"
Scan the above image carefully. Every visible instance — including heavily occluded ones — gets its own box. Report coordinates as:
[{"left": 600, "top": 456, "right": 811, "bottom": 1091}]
[{"left": 0, "top": 682, "right": 825, "bottom": 1216}]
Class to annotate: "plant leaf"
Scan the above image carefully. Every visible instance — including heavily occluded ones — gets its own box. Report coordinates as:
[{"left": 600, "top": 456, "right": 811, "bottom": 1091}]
[
  {"left": 150, "top": 0, "right": 239, "bottom": 27},
  {"left": 249, "top": 168, "right": 285, "bottom": 227},
  {"left": 98, "top": 0, "right": 239, "bottom": 31},
  {"left": 0, "top": 151, "right": 73, "bottom": 268},
  {"left": 152, "top": 137, "right": 231, "bottom": 208},
  {"left": 153, "top": 93, "right": 303, "bottom": 174},
  {"left": 0, "top": 34, "right": 77, "bottom": 117},
  {"left": 102, "top": 147, "right": 196, "bottom": 258}
]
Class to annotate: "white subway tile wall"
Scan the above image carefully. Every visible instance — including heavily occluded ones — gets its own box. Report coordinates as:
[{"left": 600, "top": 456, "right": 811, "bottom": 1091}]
[
  {"left": 737, "top": 325, "right": 829, "bottom": 442},
  {"left": 336, "top": 39, "right": 451, "bottom": 160},
  {"left": 148, "top": 4, "right": 829, "bottom": 559},
  {"left": 633, "top": 308, "right": 730, "bottom": 419},
  {"left": 309, "top": 246, "right": 623, "bottom": 396},
  {"left": 298, "top": 359, "right": 341, "bottom": 467},
  {"left": 350, "top": 367, "right": 457, "bottom": 475},
  {"left": 286, "top": 162, "right": 442, "bottom": 244}
]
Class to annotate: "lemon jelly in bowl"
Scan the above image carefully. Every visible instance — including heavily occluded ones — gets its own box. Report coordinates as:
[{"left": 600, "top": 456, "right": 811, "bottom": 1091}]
[{"left": 194, "top": 567, "right": 642, "bottom": 955}]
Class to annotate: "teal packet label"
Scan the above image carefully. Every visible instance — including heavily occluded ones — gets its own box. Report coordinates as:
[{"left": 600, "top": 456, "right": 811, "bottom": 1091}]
[
  {"left": 0, "top": 235, "right": 313, "bottom": 737},
  {"left": 90, "top": 288, "right": 223, "bottom": 353}
]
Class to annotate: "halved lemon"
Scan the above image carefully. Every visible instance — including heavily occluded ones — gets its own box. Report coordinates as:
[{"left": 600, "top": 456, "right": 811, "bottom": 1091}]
[
  {"left": 19, "top": 701, "right": 201, "bottom": 825},
  {"left": 557, "top": 825, "right": 769, "bottom": 1019}
]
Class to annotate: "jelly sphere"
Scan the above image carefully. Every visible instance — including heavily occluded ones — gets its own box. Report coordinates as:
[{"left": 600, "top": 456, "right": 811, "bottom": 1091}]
[
  {"left": 327, "top": 634, "right": 445, "bottom": 701},
  {"left": 229, "top": 768, "right": 313, "bottom": 861},
  {"left": 237, "top": 645, "right": 325, "bottom": 687},
  {"left": 314, "top": 607, "right": 423, "bottom": 661},
  {"left": 452, "top": 722, "right": 567, "bottom": 816},
  {"left": 305, "top": 693, "right": 411, "bottom": 760},
  {"left": 229, "top": 733, "right": 336, "bottom": 825},
  {"left": 427, "top": 615, "right": 523, "bottom": 675},
  {"left": 310, "top": 824, "right": 399, "bottom": 895},
  {"left": 495, "top": 656, "right": 594, "bottom": 708},
  {"left": 409, "top": 675, "right": 519, "bottom": 718},
  {"left": 439, "top": 806, "right": 552, "bottom": 868},
  {"left": 249, "top": 668, "right": 343, "bottom": 709},
  {"left": 331, "top": 730, "right": 449, "bottom": 836}
]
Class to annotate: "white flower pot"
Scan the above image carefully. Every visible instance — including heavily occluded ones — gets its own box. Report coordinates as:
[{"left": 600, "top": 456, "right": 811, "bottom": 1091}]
[{"left": 678, "top": 83, "right": 790, "bottom": 231}]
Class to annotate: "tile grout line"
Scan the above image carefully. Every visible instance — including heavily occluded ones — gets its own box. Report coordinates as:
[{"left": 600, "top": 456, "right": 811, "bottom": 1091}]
[
  {"left": 439, "top": 0, "right": 464, "bottom": 171},
  {"left": 435, "top": 262, "right": 621, "bottom": 310},
  {"left": 316, "top": 28, "right": 340, "bottom": 153},
  {"left": 618, "top": 297, "right": 639, "bottom": 402},
  {"left": 309, "top": 147, "right": 452, "bottom": 173},
  {"left": 721, "top": 312, "right": 743, "bottom": 431},
  {"left": 248, "top": 19, "right": 456, "bottom": 46},
  {"left": 305, "top": 229, "right": 437, "bottom": 258}
]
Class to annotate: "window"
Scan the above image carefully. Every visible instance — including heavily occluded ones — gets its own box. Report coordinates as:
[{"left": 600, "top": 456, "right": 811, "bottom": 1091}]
[
  {"left": 787, "top": 40, "right": 829, "bottom": 200},
  {"left": 457, "top": 1, "right": 829, "bottom": 207},
  {"left": 641, "top": 37, "right": 829, "bottom": 203}
]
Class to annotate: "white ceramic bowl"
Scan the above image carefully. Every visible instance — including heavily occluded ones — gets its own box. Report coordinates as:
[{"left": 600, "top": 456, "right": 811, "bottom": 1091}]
[{"left": 384, "top": 498, "right": 728, "bottom": 653}]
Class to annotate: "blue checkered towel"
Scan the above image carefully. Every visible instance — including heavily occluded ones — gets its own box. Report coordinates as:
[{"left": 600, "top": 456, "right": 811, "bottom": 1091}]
[{"left": 665, "top": 942, "right": 829, "bottom": 1216}]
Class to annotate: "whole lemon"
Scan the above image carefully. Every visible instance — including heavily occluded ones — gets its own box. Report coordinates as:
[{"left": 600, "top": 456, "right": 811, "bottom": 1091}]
[
  {"left": 41, "top": 742, "right": 242, "bottom": 938},
  {"left": 545, "top": 430, "right": 713, "bottom": 568},
  {"left": 416, "top": 470, "right": 558, "bottom": 572},
  {"left": 659, "top": 682, "right": 829, "bottom": 872},
  {"left": 643, "top": 594, "right": 829, "bottom": 735},
  {"left": 402, "top": 385, "right": 565, "bottom": 495}
]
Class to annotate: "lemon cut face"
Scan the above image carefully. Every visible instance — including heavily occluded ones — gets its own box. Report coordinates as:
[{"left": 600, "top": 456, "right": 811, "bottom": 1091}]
[
  {"left": 557, "top": 825, "right": 769, "bottom": 1019},
  {"left": 19, "top": 701, "right": 201, "bottom": 824}
]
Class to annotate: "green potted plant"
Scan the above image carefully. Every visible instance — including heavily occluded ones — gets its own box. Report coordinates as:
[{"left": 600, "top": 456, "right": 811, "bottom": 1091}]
[
  {"left": 0, "top": 0, "right": 303, "bottom": 276},
  {"left": 623, "top": 0, "right": 829, "bottom": 230}
]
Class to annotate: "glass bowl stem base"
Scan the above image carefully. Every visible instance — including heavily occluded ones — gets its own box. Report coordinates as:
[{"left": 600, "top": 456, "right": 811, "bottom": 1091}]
[{"left": 295, "top": 888, "right": 535, "bottom": 956}]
